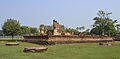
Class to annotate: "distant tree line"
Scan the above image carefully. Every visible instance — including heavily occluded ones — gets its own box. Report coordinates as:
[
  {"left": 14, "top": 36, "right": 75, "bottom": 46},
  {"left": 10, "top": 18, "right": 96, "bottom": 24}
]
[
  {"left": 1, "top": 19, "right": 88, "bottom": 38},
  {"left": 1, "top": 10, "right": 120, "bottom": 39},
  {"left": 1, "top": 19, "right": 39, "bottom": 39},
  {"left": 43, "top": 25, "right": 80, "bottom": 35}
]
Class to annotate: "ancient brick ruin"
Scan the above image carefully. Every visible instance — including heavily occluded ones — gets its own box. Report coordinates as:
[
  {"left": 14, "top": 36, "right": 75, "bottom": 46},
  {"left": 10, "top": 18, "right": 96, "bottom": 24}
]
[
  {"left": 23, "top": 20, "right": 113, "bottom": 45},
  {"left": 40, "top": 24, "right": 45, "bottom": 35}
]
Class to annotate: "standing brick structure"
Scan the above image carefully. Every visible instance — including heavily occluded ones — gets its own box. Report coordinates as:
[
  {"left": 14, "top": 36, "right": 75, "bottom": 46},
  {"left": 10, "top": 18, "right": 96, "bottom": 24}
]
[
  {"left": 46, "top": 20, "right": 62, "bottom": 35},
  {"left": 53, "top": 20, "right": 62, "bottom": 35},
  {"left": 40, "top": 24, "right": 45, "bottom": 35}
]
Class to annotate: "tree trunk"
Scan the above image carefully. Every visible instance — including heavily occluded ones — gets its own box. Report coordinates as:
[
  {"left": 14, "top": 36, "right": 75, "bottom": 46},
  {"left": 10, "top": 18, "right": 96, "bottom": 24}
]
[
  {"left": 12, "top": 34, "right": 14, "bottom": 39},
  {"left": 102, "top": 29, "right": 104, "bottom": 36},
  {"left": 101, "top": 19, "right": 104, "bottom": 36}
]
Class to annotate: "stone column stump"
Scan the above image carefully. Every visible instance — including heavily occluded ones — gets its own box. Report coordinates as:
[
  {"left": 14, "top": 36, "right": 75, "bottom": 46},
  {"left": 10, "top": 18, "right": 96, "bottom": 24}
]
[
  {"left": 24, "top": 47, "right": 48, "bottom": 53},
  {"left": 6, "top": 42, "right": 19, "bottom": 46},
  {"left": 99, "top": 42, "right": 112, "bottom": 46}
]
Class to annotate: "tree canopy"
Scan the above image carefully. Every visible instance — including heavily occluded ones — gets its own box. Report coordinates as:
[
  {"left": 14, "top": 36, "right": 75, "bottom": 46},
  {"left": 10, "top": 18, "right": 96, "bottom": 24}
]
[
  {"left": 20, "top": 26, "right": 31, "bottom": 35},
  {"left": 30, "top": 27, "right": 39, "bottom": 35},
  {"left": 2, "top": 19, "right": 21, "bottom": 39},
  {"left": 90, "top": 10, "right": 117, "bottom": 36},
  {"left": 76, "top": 26, "right": 85, "bottom": 31},
  {"left": 0, "top": 30, "right": 3, "bottom": 36}
]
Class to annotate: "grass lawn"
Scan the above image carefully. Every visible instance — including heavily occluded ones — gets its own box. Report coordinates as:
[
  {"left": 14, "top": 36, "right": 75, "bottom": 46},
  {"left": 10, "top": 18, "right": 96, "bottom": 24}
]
[
  {"left": 0, "top": 40, "right": 120, "bottom": 59},
  {"left": 0, "top": 38, "right": 23, "bottom": 42}
]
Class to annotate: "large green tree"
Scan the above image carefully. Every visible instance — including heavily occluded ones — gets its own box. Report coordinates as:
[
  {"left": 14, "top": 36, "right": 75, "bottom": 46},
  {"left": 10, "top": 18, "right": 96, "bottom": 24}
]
[
  {"left": 90, "top": 10, "right": 117, "bottom": 36},
  {"left": 2, "top": 19, "right": 21, "bottom": 39}
]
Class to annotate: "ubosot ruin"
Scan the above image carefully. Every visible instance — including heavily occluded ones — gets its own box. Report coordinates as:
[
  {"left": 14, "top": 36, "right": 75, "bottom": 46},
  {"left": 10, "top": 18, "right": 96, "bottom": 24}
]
[{"left": 23, "top": 20, "right": 113, "bottom": 45}]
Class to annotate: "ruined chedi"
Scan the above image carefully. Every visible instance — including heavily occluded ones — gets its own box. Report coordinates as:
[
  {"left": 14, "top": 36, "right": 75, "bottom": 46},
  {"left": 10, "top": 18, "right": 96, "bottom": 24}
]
[
  {"left": 53, "top": 20, "right": 61, "bottom": 35},
  {"left": 40, "top": 24, "right": 45, "bottom": 35},
  {"left": 40, "top": 20, "right": 62, "bottom": 35}
]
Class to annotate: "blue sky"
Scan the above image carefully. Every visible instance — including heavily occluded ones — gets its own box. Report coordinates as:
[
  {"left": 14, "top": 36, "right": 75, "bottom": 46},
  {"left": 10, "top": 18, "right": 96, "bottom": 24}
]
[{"left": 0, "top": 0, "right": 120, "bottom": 30}]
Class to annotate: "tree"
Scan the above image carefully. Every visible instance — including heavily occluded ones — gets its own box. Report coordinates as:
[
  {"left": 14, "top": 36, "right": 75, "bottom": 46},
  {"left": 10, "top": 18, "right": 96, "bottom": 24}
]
[
  {"left": 76, "top": 26, "right": 85, "bottom": 32},
  {"left": 84, "top": 29, "right": 90, "bottom": 35},
  {"left": 30, "top": 27, "right": 39, "bottom": 34},
  {"left": 90, "top": 27, "right": 102, "bottom": 35},
  {"left": 59, "top": 25, "right": 65, "bottom": 32},
  {"left": 65, "top": 28, "right": 79, "bottom": 35},
  {"left": 2, "top": 19, "right": 21, "bottom": 39},
  {"left": 20, "top": 26, "right": 30, "bottom": 35},
  {"left": 44, "top": 25, "right": 53, "bottom": 32},
  {"left": 116, "top": 24, "right": 120, "bottom": 33},
  {"left": 90, "top": 10, "right": 117, "bottom": 36},
  {"left": 0, "top": 30, "right": 3, "bottom": 36}
]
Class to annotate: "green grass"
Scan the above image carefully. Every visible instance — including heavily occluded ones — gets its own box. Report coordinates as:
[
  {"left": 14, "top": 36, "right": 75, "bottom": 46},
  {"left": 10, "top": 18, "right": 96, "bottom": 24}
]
[
  {"left": 0, "top": 41, "right": 120, "bottom": 59},
  {"left": 0, "top": 38, "right": 23, "bottom": 42},
  {"left": 114, "top": 38, "right": 120, "bottom": 41}
]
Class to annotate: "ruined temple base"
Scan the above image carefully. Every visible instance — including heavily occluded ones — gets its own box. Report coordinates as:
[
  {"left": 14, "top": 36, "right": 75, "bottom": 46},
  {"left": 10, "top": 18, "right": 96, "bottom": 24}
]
[
  {"left": 24, "top": 47, "right": 48, "bottom": 53},
  {"left": 6, "top": 42, "right": 19, "bottom": 46},
  {"left": 23, "top": 35, "right": 114, "bottom": 45}
]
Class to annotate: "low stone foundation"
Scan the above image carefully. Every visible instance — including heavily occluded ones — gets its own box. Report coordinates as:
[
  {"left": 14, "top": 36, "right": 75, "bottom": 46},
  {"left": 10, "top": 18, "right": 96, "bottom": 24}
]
[{"left": 23, "top": 35, "right": 113, "bottom": 45}]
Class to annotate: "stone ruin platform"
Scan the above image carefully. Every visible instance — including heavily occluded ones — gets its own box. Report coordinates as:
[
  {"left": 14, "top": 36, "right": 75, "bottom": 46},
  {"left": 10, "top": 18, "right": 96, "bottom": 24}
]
[
  {"left": 23, "top": 35, "right": 114, "bottom": 45},
  {"left": 6, "top": 42, "right": 19, "bottom": 46},
  {"left": 24, "top": 47, "right": 48, "bottom": 52},
  {"left": 23, "top": 20, "right": 114, "bottom": 45}
]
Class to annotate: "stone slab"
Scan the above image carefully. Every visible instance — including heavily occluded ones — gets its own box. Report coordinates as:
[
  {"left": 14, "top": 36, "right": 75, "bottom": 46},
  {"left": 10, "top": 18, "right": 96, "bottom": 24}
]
[
  {"left": 99, "top": 42, "right": 112, "bottom": 46},
  {"left": 24, "top": 47, "right": 48, "bottom": 52},
  {"left": 6, "top": 42, "right": 19, "bottom": 46}
]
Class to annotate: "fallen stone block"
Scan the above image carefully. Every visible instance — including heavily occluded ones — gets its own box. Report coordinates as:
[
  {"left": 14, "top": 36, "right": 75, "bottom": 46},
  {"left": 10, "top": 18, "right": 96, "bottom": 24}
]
[
  {"left": 99, "top": 42, "right": 112, "bottom": 46},
  {"left": 6, "top": 42, "right": 19, "bottom": 46},
  {"left": 24, "top": 47, "right": 48, "bottom": 53}
]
